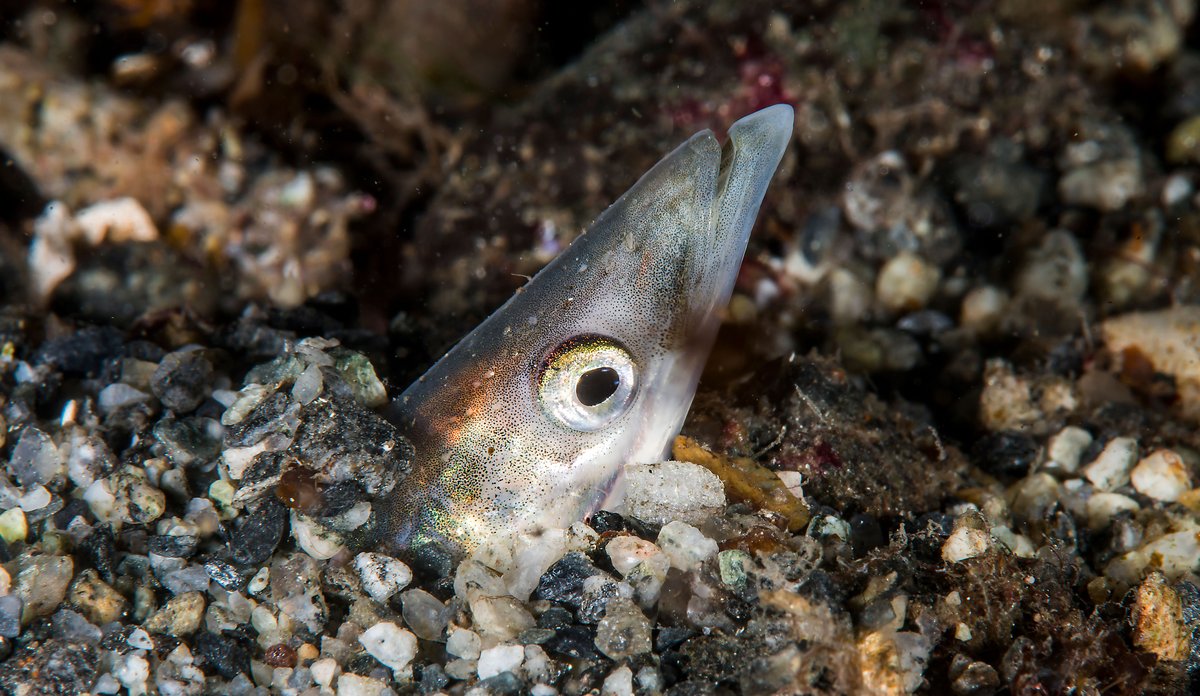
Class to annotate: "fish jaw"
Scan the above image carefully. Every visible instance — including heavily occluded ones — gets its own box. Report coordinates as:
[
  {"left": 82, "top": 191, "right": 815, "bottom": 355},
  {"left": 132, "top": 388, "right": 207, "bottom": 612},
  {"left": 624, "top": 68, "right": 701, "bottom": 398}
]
[{"left": 379, "top": 104, "right": 793, "bottom": 561}]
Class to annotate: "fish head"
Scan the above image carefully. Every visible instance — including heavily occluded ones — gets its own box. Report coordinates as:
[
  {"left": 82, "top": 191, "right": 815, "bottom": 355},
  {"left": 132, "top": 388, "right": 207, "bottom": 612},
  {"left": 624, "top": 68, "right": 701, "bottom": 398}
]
[{"left": 381, "top": 104, "right": 793, "bottom": 561}]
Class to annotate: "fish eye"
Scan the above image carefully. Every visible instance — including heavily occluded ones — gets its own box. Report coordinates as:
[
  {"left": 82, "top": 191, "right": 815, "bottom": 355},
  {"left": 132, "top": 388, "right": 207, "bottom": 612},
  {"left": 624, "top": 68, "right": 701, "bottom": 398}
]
[{"left": 538, "top": 335, "right": 637, "bottom": 432}]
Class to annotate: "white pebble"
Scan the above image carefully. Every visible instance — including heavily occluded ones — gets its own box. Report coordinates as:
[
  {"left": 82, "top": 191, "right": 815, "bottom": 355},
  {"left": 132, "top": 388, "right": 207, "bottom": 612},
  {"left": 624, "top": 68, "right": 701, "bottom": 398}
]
[
  {"left": 876, "top": 251, "right": 940, "bottom": 313},
  {"left": 606, "top": 536, "right": 666, "bottom": 577},
  {"left": 656, "top": 521, "right": 718, "bottom": 571},
  {"left": 114, "top": 653, "right": 151, "bottom": 696},
  {"left": 310, "top": 658, "right": 340, "bottom": 688},
  {"left": 17, "top": 486, "right": 52, "bottom": 512},
  {"left": 1086, "top": 492, "right": 1141, "bottom": 530},
  {"left": 1131, "top": 449, "right": 1191, "bottom": 502},
  {"left": 622, "top": 461, "right": 726, "bottom": 526},
  {"left": 354, "top": 552, "right": 413, "bottom": 603},
  {"left": 126, "top": 627, "right": 154, "bottom": 651},
  {"left": 959, "top": 285, "right": 1008, "bottom": 333},
  {"left": 291, "top": 511, "right": 344, "bottom": 560},
  {"left": 247, "top": 567, "right": 270, "bottom": 595},
  {"left": 291, "top": 364, "right": 324, "bottom": 405},
  {"left": 0, "top": 508, "right": 27, "bottom": 544},
  {"left": 446, "top": 626, "right": 482, "bottom": 660},
  {"left": 941, "top": 527, "right": 991, "bottom": 563},
  {"left": 336, "top": 673, "right": 391, "bottom": 696},
  {"left": 477, "top": 644, "right": 525, "bottom": 680},
  {"left": 1042, "top": 426, "right": 1093, "bottom": 475},
  {"left": 1083, "top": 437, "right": 1138, "bottom": 491},
  {"left": 358, "top": 622, "right": 418, "bottom": 674},
  {"left": 601, "top": 665, "right": 635, "bottom": 696}
]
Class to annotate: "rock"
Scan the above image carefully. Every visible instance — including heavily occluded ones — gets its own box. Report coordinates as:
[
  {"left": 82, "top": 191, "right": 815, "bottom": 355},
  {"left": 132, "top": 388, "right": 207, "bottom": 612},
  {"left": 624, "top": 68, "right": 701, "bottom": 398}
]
[
  {"left": 622, "top": 461, "right": 726, "bottom": 526},
  {"left": 0, "top": 596, "right": 21, "bottom": 638},
  {"left": 13, "top": 553, "right": 73, "bottom": 624},
  {"left": 578, "top": 575, "right": 634, "bottom": 625},
  {"left": 9, "top": 427, "right": 63, "bottom": 488},
  {"left": 69, "top": 569, "right": 127, "bottom": 625},
  {"left": 354, "top": 552, "right": 413, "bottom": 604},
  {"left": 147, "top": 534, "right": 198, "bottom": 558},
  {"left": 1041, "top": 426, "right": 1093, "bottom": 476},
  {"left": 1082, "top": 437, "right": 1138, "bottom": 492},
  {"left": 601, "top": 665, "right": 635, "bottom": 696},
  {"left": 1130, "top": 449, "right": 1191, "bottom": 502},
  {"left": 151, "top": 349, "right": 213, "bottom": 413},
  {"left": 0, "top": 508, "right": 28, "bottom": 544},
  {"left": 1101, "top": 306, "right": 1200, "bottom": 420},
  {"left": 109, "top": 467, "right": 167, "bottom": 525},
  {"left": 1131, "top": 573, "right": 1190, "bottom": 661},
  {"left": 195, "top": 631, "right": 251, "bottom": 679},
  {"left": 876, "top": 251, "right": 940, "bottom": 313},
  {"left": 336, "top": 673, "right": 392, "bottom": 696},
  {"left": 358, "top": 622, "right": 418, "bottom": 674},
  {"left": 594, "top": 597, "right": 652, "bottom": 659},
  {"left": 959, "top": 285, "right": 1009, "bottom": 334},
  {"left": 230, "top": 498, "right": 287, "bottom": 565},
  {"left": 941, "top": 527, "right": 991, "bottom": 563},
  {"left": 606, "top": 536, "right": 668, "bottom": 577},
  {"left": 400, "top": 588, "right": 449, "bottom": 641},
  {"left": 477, "top": 644, "right": 524, "bottom": 680},
  {"left": 143, "top": 591, "right": 205, "bottom": 636},
  {"left": 468, "top": 593, "right": 536, "bottom": 643},
  {"left": 532, "top": 552, "right": 600, "bottom": 608},
  {"left": 114, "top": 652, "right": 150, "bottom": 696},
  {"left": 50, "top": 608, "right": 101, "bottom": 644},
  {"left": 447, "top": 626, "right": 482, "bottom": 660},
  {"left": 310, "top": 657, "right": 340, "bottom": 688},
  {"left": 657, "top": 521, "right": 718, "bottom": 571}
]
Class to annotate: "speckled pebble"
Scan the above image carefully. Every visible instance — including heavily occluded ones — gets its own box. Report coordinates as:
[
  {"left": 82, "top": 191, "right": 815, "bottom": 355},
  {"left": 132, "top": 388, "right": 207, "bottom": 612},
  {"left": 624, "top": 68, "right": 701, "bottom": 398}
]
[
  {"left": 354, "top": 551, "right": 413, "bottom": 604},
  {"left": 656, "top": 521, "right": 718, "bottom": 571},
  {"left": 1130, "top": 449, "right": 1190, "bottom": 502}
]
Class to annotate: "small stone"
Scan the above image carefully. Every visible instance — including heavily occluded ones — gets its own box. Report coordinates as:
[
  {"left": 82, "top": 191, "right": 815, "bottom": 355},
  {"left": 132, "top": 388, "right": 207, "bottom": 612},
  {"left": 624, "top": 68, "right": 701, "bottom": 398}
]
[
  {"left": 594, "top": 597, "right": 652, "bottom": 660},
  {"left": 656, "top": 521, "right": 718, "bottom": 571},
  {"left": 1131, "top": 573, "right": 1189, "bottom": 661},
  {"left": 337, "top": 673, "right": 391, "bottom": 696},
  {"left": 0, "top": 508, "right": 28, "bottom": 544},
  {"left": 151, "top": 349, "right": 214, "bottom": 413},
  {"left": 941, "top": 527, "right": 991, "bottom": 563},
  {"left": 127, "top": 628, "right": 154, "bottom": 650},
  {"left": 950, "top": 660, "right": 1000, "bottom": 695},
  {"left": 468, "top": 593, "right": 536, "bottom": 643},
  {"left": 0, "top": 596, "right": 22, "bottom": 637},
  {"left": 444, "top": 658, "right": 477, "bottom": 681},
  {"left": 147, "top": 534, "right": 198, "bottom": 558},
  {"left": 291, "top": 364, "right": 324, "bottom": 405},
  {"left": 18, "top": 486, "right": 52, "bottom": 512},
  {"left": 50, "top": 609, "right": 101, "bottom": 644},
  {"left": 718, "top": 550, "right": 752, "bottom": 588},
  {"left": 477, "top": 644, "right": 524, "bottom": 680},
  {"left": 1042, "top": 426, "right": 1093, "bottom": 475},
  {"left": 606, "top": 536, "right": 667, "bottom": 577},
  {"left": 622, "top": 461, "right": 726, "bottom": 526},
  {"left": 9, "top": 427, "right": 64, "bottom": 488},
  {"left": 400, "top": 588, "right": 449, "bottom": 640},
  {"left": 358, "top": 621, "right": 418, "bottom": 674},
  {"left": 959, "top": 285, "right": 1008, "bottom": 334},
  {"left": 110, "top": 468, "right": 167, "bottom": 525},
  {"left": 195, "top": 631, "right": 251, "bottom": 679},
  {"left": 601, "top": 665, "right": 635, "bottom": 696},
  {"left": 98, "top": 383, "right": 152, "bottom": 412},
  {"left": 578, "top": 575, "right": 634, "bottom": 624},
  {"left": 1083, "top": 437, "right": 1138, "bottom": 492},
  {"left": 532, "top": 552, "right": 600, "bottom": 608},
  {"left": 114, "top": 653, "right": 151, "bottom": 696},
  {"left": 230, "top": 498, "right": 287, "bottom": 565},
  {"left": 354, "top": 552, "right": 413, "bottom": 603},
  {"left": 263, "top": 643, "right": 298, "bottom": 667},
  {"left": 143, "top": 591, "right": 205, "bottom": 636},
  {"left": 14, "top": 554, "right": 73, "bottom": 623},
  {"left": 1130, "top": 449, "right": 1191, "bottom": 502},
  {"left": 876, "top": 251, "right": 940, "bottom": 313},
  {"left": 1086, "top": 492, "right": 1140, "bottom": 530},
  {"left": 333, "top": 351, "right": 388, "bottom": 409},
  {"left": 290, "top": 511, "right": 344, "bottom": 560},
  {"left": 69, "top": 568, "right": 128, "bottom": 625},
  {"left": 310, "top": 657, "right": 340, "bottom": 688},
  {"left": 447, "top": 627, "right": 482, "bottom": 660}
]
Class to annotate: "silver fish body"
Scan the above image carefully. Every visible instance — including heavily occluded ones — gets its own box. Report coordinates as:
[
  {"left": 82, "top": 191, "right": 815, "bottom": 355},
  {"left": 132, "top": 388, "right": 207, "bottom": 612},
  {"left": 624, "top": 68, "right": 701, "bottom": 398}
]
[{"left": 381, "top": 104, "right": 793, "bottom": 562}]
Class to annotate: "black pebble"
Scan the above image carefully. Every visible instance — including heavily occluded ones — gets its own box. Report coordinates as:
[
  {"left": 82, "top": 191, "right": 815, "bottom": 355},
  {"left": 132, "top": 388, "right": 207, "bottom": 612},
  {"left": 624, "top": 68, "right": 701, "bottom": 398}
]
[
  {"left": 195, "top": 632, "right": 251, "bottom": 679},
  {"left": 972, "top": 430, "right": 1039, "bottom": 477},
  {"left": 34, "top": 325, "right": 123, "bottom": 377},
  {"left": 545, "top": 624, "right": 601, "bottom": 661},
  {"left": 150, "top": 349, "right": 213, "bottom": 413},
  {"left": 418, "top": 664, "right": 450, "bottom": 694},
  {"left": 229, "top": 497, "right": 287, "bottom": 566},
  {"left": 81, "top": 526, "right": 116, "bottom": 582},
  {"left": 148, "top": 534, "right": 198, "bottom": 559},
  {"left": 204, "top": 559, "right": 249, "bottom": 591},
  {"left": 533, "top": 552, "right": 599, "bottom": 609},
  {"left": 478, "top": 671, "right": 524, "bottom": 695},
  {"left": 537, "top": 606, "right": 573, "bottom": 630}
]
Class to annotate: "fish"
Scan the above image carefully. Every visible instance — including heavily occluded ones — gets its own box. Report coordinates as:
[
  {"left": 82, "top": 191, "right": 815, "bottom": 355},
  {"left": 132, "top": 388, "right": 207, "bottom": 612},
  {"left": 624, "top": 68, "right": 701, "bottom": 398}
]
[{"left": 379, "top": 104, "right": 793, "bottom": 566}]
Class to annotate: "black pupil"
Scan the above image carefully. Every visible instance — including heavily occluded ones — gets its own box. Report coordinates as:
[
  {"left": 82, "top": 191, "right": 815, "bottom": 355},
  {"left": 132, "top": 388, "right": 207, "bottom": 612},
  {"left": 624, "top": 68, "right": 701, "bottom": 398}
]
[{"left": 576, "top": 367, "right": 620, "bottom": 406}]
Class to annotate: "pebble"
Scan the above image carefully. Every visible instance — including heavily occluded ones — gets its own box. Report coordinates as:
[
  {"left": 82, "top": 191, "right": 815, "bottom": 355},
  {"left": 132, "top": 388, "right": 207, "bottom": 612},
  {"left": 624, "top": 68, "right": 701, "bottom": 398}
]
[
  {"left": 1101, "top": 306, "right": 1200, "bottom": 419},
  {"left": 230, "top": 498, "right": 287, "bottom": 565},
  {"left": 447, "top": 626, "right": 482, "bottom": 660},
  {"left": 310, "top": 657, "right": 340, "bottom": 688},
  {"left": 1131, "top": 573, "right": 1190, "bottom": 661},
  {"left": 0, "top": 596, "right": 20, "bottom": 637},
  {"left": 477, "top": 644, "right": 524, "bottom": 680},
  {"left": 578, "top": 575, "right": 634, "bottom": 624},
  {"left": 354, "top": 551, "right": 414, "bottom": 603},
  {"left": 656, "top": 521, "right": 718, "bottom": 571},
  {"left": 1042, "top": 426, "right": 1093, "bottom": 476},
  {"left": 17, "top": 486, "right": 51, "bottom": 512},
  {"left": 1014, "top": 230, "right": 1088, "bottom": 302},
  {"left": 359, "top": 622, "right": 418, "bottom": 674},
  {"left": 622, "top": 461, "right": 726, "bottom": 526},
  {"left": 1130, "top": 449, "right": 1191, "bottom": 502},
  {"left": 1082, "top": 437, "right": 1138, "bottom": 491},
  {"left": 336, "top": 673, "right": 393, "bottom": 696},
  {"left": 291, "top": 364, "right": 324, "bottom": 405},
  {"left": 151, "top": 349, "right": 214, "bottom": 413},
  {"left": 601, "top": 665, "right": 635, "bottom": 696},
  {"left": 400, "top": 588, "right": 449, "bottom": 640},
  {"left": 114, "top": 653, "right": 151, "bottom": 696},
  {"left": 195, "top": 631, "right": 250, "bottom": 679},
  {"left": 290, "top": 511, "right": 345, "bottom": 560},
  {"left": 9, "top": 427, "right": 63, "bottom": 488},
  {"left": 941, "top": 527, "right": 991, "bottom": 563},
  {"left": 532, "top": 552, "right": 600, "bottom": 608},
  {"left": 504, "top": 529, "right": 570, "bottom": 601},
  {"left": 110, "top": 468, "right": 167, "bottom": 525},
  {"left": 606, "top": 536, "right": 668, "bottom": 577},
  {"left": 0, "top": 508, "right": 27, "bottom": 544},
  {"left": 959, "top": 285, "right": 1008, "bottom": 334},
  {"left": 594, "top": 597, "right": 652, "bottom": 659},
  {"left": 13, "top": 554, "right": 73, "bottom": 623},
  {"left": 875, "top": 251, "right": 940, "bottom": 313},
  {"left": 98, "top": 383, "right": 152, "bottom": 412},
  {"left": 143, "top": 591, "right": 205, "bottom": 636},
  {"left": 468, "top": 593, "right": 536, "bottom": 643},
  {"left": 1086, "top": 492, "right": 1141, "bottom": 531},
  {"left": 68, "top": 568, "right": 128, "bottom": 625}
]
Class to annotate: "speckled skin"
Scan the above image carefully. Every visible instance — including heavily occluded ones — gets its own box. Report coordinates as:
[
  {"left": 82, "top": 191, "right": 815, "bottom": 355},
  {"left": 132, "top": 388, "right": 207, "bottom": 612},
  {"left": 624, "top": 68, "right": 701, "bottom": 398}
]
[{"left": 380, "top": 105, "right": 792, "bottom": 559}]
